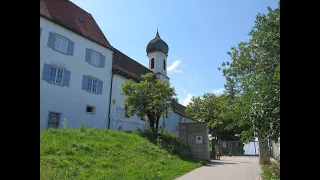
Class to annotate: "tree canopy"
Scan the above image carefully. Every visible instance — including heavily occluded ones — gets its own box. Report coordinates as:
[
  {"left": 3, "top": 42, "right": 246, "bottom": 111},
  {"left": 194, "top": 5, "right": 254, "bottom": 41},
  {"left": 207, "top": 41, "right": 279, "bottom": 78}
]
[
  {"left": 121, "top": 73, "right": 177, "bottom": 132},
  {"left": 220, "top": 3, "right": 280, "bottom": 142},
  {"left": 186, "top": 93, "right": 248, "bottom": 141}
]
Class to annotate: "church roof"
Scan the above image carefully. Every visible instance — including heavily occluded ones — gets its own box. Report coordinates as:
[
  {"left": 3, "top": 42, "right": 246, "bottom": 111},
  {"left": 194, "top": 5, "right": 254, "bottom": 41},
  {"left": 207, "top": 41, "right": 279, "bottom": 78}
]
[
  {"left": 40, "top": 0, "right": 113, "bottom": 50},
  {"left": 112, "top": 48, "right": 154, "bottom": 82},
  {"left": 146, "top": 30, "right": 169, "bottom": 55}
]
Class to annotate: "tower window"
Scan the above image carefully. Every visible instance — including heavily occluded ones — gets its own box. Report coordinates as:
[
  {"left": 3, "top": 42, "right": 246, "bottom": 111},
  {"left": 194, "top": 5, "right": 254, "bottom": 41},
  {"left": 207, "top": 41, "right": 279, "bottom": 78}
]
[
  {"left": 163, "top": 59, "right": 166, "bottom": 70},
  {"left": 151, "top": 58, "right": 154, "bottom": 69}
]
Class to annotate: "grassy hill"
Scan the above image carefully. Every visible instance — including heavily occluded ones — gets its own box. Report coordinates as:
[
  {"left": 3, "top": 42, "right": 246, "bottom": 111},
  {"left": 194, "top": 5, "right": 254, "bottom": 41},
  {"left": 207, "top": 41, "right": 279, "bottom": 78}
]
[{"left": 40, "top": 128, "right": 205, "bottom": 180}]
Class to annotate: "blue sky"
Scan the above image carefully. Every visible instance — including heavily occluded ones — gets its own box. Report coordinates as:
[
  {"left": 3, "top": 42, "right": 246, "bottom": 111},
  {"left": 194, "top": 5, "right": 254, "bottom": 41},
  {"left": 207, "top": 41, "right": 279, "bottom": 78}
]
[{"left": 71, "top": 0, "right": 278, "bottom": 106}]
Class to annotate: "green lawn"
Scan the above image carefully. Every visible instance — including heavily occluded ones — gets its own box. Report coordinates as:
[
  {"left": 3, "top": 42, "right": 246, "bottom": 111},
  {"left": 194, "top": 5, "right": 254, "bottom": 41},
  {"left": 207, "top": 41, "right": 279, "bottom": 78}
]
[{"left": 40, "top": 129, "right": 205, "bottom": 180}]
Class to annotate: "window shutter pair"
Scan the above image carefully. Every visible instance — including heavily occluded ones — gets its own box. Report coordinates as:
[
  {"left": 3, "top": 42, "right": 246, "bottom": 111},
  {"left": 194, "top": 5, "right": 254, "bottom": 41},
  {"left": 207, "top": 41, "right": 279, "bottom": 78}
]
[
  {"left": 81, "top": 75, "right": 103, "bottom": 94},
  {"left": 42, "top": 63, "right": 71, "bottom": 86},
  {"left": 85, "top": 48, "right": 105, "bottom": 68},
  {"left": 41, "top": 64, "right": 103, "bottom": 93},
  {"left": 47, "top": 32, "right": 75, "bottom": 55}
]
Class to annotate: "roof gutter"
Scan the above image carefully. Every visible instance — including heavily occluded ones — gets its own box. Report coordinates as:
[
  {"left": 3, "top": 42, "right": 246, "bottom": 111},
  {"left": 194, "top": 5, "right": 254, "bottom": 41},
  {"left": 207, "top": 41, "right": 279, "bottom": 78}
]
[{"left": 107, "top": 71, "right": 114, "bottom": 129}]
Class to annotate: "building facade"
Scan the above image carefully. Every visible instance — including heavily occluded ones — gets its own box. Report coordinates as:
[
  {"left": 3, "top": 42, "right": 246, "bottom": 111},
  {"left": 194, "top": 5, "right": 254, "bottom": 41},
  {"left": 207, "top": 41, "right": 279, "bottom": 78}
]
[{"left": 40, "top": 0, "right": 196, "bottom": 133}]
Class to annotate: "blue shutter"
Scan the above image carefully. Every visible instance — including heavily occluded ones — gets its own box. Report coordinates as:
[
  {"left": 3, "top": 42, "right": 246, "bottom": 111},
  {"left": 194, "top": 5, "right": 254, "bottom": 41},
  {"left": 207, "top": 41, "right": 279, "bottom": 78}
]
[
  {"left": 85, "top": 48, "right": 91, "bottom": 63},
  {"left": 63, "top": 70, "right": 71, "bottom": 86},
  {"left": 82, "top": 75, "right": 89, "bottom": 90},
  {"left": 47, "top": 32, "right": 56, "bottom": 48},
  {"left": 42, "top": 63, "right": 52, "bottom": 81},
  {"left": 99, "top": 54, "right": 105, "bottom": 68},
  {"left": 97, "top": 80, "right": 103, "bottom": 94},
  {"left": 67, "top": 40, "right": 74, "bottom": 56},
  {"left": 40, "top": 27, "right": 42, "bottom": 38}
]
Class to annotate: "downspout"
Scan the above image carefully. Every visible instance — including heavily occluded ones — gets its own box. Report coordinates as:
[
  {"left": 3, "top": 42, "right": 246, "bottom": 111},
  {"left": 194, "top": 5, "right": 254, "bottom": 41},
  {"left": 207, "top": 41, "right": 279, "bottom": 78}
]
[{"left": 107, "top": 71, "right": 114, "bottom": 129}]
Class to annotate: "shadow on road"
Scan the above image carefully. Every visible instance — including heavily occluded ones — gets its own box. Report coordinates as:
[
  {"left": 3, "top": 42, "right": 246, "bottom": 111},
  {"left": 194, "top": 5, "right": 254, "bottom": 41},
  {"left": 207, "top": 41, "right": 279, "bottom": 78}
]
[{"left": 204, "top": 161, "right": 238, "bottom": 167}]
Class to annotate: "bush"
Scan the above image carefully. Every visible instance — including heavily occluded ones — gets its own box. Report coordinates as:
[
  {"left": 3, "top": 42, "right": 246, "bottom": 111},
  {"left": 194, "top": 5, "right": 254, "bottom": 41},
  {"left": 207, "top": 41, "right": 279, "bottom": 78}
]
[{"left": 261, "top": 159, "right": 280, "bottom": 180}]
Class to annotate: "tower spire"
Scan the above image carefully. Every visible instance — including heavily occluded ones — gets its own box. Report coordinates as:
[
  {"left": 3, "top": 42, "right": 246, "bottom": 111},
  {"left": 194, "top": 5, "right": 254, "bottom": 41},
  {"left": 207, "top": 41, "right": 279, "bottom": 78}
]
[{"left": 156, "top": 25, "right": 161, "bottom": 39}]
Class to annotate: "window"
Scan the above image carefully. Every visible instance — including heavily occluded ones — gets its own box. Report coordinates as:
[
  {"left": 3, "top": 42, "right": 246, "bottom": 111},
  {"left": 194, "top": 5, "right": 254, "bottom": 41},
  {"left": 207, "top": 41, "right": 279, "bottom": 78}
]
[
  {"left": 87, "top": 77, "right": 98, "bottom": 93},
  {"left": 47, "top": 32, "right": 74, "bottom": 56},
  {"left": 90, "top": 50, "right": 101, "bottom": 67},
  {"left": 163, "top": 59, "right": 166, "bottom": 70},
  {"left": 42, "top": 63, "right": 71, "bottom": 86},
  {"left": 54, "top": 35, "right": 69, "bottom": 54},
  {"left": 81, "top": 75, "right": 103, "bottom": 94},
  {"left": 116, "top": 107, "right": 126, "bottom": 118},
  {"left": 47, "top": 112, "right": 61, "bottom": 129},
  {"left": 85, "top": 48, "right": 105, "bottom": 68},
  {"left": 50, "top": 66, "right": 64, "bottom": 85},
  {"left": 151, "top": 58, "right": 154, "bottom": 69},
  {"left": 86, "top": 105, "right": 95, "bottom": 114},
  {"left": 140, "top": 114, "right": 148, "bottom": 121}
]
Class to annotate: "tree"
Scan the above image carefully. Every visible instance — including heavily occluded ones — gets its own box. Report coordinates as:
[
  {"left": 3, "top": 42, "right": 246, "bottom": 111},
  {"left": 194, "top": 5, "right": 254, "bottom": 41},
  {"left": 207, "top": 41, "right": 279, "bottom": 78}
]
[
  {"left": 186, "top": 93, "right": 246, "bottom": 141},
  {"left": 220, "top": 2, "right": 280, "bottom": 164},
  {"left": 121, "top": 73, "right": 177, "bottom": 132}
]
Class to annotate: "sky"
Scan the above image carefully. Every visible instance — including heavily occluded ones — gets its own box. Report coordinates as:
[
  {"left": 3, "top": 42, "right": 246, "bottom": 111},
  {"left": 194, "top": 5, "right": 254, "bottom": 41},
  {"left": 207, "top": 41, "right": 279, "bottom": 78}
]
[{"left": 71, "top": 0, "right": 278, "bottom": 106}]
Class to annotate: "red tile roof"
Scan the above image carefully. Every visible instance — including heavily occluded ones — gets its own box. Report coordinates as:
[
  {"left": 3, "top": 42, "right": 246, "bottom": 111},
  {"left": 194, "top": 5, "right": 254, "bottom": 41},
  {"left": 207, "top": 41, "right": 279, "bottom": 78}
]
[
  {"left": 112, "top": 48, "right": 154, "bottom": 82},
  {"left": 40, "top": 0, "right": 112, "bottom": 50}
]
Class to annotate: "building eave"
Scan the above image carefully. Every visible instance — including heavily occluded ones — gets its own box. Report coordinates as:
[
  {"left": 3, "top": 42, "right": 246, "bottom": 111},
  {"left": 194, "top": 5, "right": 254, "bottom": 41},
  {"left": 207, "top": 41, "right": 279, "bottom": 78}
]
[{"left": 40, "top": 14, "right": 114, "bottom": 51}]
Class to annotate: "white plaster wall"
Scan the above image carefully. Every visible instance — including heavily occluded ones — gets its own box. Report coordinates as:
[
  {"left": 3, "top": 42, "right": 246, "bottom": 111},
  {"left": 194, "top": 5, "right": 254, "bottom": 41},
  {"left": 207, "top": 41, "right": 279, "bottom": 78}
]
[
  {"left": 156, "top": 74, "right": 169, "bottom": 82},
  {"left": 40, "top": 17, "right": 113, "bottom": 129},
  {"left": 147, "top": 51, "right": 167, "bottom": 76}
]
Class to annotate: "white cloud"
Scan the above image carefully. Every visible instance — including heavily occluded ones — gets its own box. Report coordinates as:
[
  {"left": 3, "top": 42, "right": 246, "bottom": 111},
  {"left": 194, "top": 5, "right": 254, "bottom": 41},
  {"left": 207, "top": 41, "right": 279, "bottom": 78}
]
[
  {"left": 182, "top": 93, "right": 193, "bottom": 106},
  {"left": 194, "top": 76, "right": 199, "bottom": 79},
  {"left": 167, "top": 60, "right": 182, "bottom": 73},
  {"left": 212, "top": 88, "right": 225, "bottom": 96}
]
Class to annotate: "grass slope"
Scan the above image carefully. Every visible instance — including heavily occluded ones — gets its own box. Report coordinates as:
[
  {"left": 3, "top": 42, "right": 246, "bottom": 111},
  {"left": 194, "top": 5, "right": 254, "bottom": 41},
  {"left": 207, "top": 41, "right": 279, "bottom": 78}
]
[{"left": 40, "top": 129, "right": 204, "bottom": 180}]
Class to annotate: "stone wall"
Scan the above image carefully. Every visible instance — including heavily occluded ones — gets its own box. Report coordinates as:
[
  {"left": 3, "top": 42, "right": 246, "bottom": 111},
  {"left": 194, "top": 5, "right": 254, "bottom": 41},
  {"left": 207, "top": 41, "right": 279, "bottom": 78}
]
[{"left": 179, "top": 122, "right": 210, "bottom": 160}]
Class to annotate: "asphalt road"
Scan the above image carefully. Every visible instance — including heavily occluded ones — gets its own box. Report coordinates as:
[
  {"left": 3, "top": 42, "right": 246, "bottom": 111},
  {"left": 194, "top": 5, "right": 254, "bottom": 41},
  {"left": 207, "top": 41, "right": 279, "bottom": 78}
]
[{"left": 175, "top": 156, "right": 262, "bottom": 180}]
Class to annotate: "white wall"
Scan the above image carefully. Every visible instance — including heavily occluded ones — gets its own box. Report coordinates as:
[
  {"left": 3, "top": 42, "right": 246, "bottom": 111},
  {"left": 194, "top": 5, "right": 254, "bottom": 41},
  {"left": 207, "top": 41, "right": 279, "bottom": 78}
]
[
  {"left": 147, "top": 51, "right": 167, "bottom": 76},
  {"left": 40, "top": 17, "right": 113, "bottom": 129},
  {"left": 271, "top": 140, "right": 280, "bottom": 160}
]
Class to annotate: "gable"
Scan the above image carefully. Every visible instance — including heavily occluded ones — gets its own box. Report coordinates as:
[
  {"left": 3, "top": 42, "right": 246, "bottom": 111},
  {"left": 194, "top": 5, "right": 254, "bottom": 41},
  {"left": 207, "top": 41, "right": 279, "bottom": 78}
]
[{"left": 40, "top": 0, "right": 112, "bottom": 50}]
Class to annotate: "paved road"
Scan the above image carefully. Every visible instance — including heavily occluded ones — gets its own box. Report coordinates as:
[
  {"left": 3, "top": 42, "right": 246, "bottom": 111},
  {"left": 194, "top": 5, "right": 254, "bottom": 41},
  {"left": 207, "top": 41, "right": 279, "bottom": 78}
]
[{"left": 176, "top": 156, "right": 261, "bottom": 180}]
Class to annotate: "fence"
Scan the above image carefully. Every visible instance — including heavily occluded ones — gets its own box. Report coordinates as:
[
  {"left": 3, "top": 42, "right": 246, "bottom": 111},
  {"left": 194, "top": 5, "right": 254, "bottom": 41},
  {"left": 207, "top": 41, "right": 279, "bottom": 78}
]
[{"left": 217, "top": 140, "right": 260, "bottom": 156}]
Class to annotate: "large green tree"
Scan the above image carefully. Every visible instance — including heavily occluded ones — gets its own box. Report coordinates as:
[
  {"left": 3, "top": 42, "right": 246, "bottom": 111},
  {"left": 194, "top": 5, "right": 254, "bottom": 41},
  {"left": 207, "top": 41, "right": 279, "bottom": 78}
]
[
  {"left": 220, "top": 3, "right": 280, "bottom": 163},
  {"left": 121, "top": 73, "right": 177, "bottom": 132},
  {"left": 186, "top": 93, "right": 246, "bottom": 141}
]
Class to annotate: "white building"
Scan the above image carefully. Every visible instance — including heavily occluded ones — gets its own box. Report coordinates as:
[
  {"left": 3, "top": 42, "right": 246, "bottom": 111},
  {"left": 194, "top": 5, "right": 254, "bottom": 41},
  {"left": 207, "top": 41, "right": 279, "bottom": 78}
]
[{"left": 40, "top": 0, "right": 196, "bottom": 133}]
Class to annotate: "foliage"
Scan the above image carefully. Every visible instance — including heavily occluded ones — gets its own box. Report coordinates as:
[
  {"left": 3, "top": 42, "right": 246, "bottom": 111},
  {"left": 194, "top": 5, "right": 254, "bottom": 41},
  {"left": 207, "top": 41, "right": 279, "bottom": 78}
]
[
  {"left": 40, "top": 129, "right": 204, "bottom": 180},
  {"left": 185, "top": 93, "right": 248, "bottom": 141},
  {"left": 121, "top": 73, "right": 177, "bottom": 132},
  {"left": 220, "top": 3, "right": 280, "bottom": 142},
  {"left": 261, "top": 160, "right": 280, "bottom": 180}
]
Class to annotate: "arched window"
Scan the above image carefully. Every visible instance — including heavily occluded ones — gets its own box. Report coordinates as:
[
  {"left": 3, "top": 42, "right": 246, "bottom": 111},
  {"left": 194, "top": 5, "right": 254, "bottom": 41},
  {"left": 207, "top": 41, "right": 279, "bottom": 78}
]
[
  {"left": 151, "top": 58, "right": 154, "bottom": 69},
  {"left": 163, "top": 59, "right": 166, "bottom": 70}
]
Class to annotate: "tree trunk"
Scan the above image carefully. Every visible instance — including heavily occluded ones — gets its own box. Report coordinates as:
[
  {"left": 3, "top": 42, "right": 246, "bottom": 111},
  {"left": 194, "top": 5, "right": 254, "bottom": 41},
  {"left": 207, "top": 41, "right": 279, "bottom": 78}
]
[
  {"left": 149, "top": 117, "right": 155, "bottom": 132},
  {"left": 155, "top": 119, "right": 159, "bottom": 132},
  {"left": 258, "top": 137, "right": 270, "bottom": 164}
]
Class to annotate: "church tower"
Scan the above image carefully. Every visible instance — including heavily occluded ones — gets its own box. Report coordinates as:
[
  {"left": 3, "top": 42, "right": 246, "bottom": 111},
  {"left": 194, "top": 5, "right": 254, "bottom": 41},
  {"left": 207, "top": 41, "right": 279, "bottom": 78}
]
[{"left": 146, "top": 29, "right": 169, "bottom": 81}]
